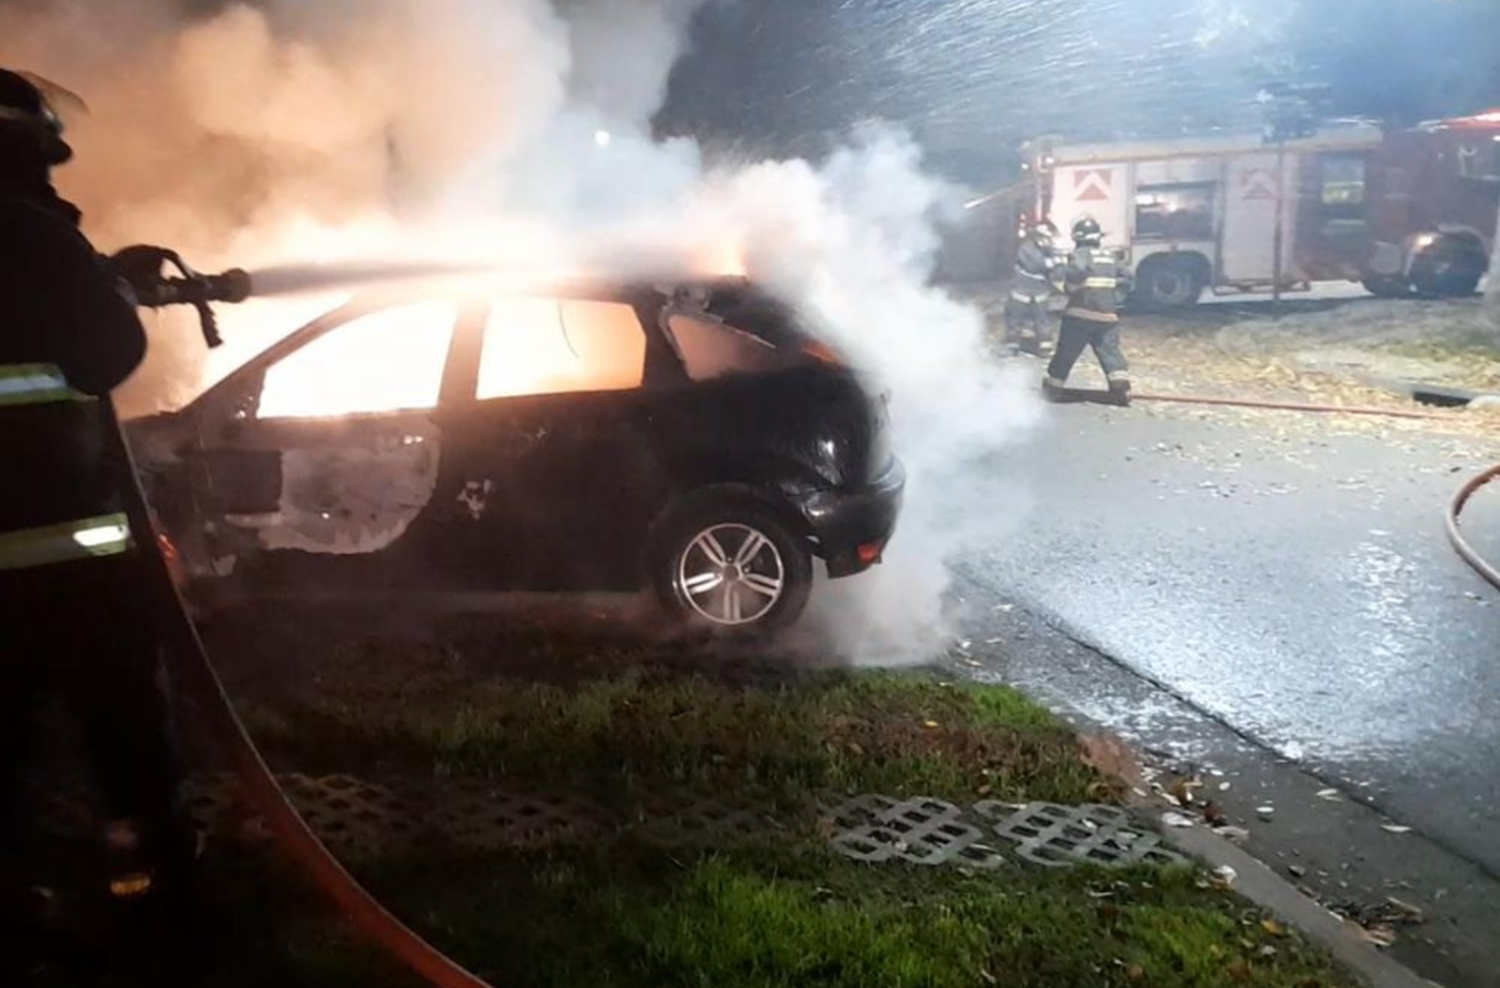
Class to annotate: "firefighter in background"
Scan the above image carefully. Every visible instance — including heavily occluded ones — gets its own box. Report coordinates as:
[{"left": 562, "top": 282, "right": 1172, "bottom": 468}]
[
  {"left": 1005, "top": 218, "right": 1059, "bottom": 355},
  {"left": 0, "top": 69, "right": 192, "bottom": 942},
  {"left": 1043, "top": 217, "right": 1134, "bottom": 406}
]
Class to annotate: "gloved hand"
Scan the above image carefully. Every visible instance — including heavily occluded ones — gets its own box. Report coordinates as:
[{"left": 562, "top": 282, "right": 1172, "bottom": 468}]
[{"left": 107, "top": 244, "right": 177, "bottom": 304}]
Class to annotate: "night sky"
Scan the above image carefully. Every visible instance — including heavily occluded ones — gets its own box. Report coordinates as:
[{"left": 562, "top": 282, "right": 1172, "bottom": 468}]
[{"left": 659, "top": 0, "right": 1500, "bottom": 185}]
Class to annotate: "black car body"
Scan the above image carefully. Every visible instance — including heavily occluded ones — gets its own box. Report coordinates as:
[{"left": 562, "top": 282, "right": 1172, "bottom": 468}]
[{"left": 129, "top": 278, "right": 904, "bottom": 629}]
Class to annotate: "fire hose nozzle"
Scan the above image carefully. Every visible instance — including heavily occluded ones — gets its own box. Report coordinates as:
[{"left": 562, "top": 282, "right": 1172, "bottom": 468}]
[
  {"left": 205, "top": 267, "right": 252, "bottom": 304},
  {"left": 143, "top": 268, "right": 253, "bottom": 307},
  {"left": 111, "top": 245, "right": 253, "bottom": 349}
]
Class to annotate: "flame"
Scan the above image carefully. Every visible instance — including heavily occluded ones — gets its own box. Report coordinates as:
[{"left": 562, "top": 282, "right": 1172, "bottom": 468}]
[
  {"left": 694, "top": 238, "right": 747, "bottom": 278},
  {"left": 251, "top": 294, "right": 649, "bottom": 420},
  {"left": 258, "top": 300, "right": 457, "bottom": 419},
  {"left": 189, "top": 213, "right": 747, "bottom": 420}
]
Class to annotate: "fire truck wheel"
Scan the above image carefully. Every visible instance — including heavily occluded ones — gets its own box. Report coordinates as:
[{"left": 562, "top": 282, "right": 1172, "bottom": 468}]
[
  {"left": 1135, "top": 256, "right": 1205, "bottom": 310},
  {"left": 1361, "top": 274, "right": 1411, "bottom": 299},
  {"left": 1410, "top": 238, "right": 1487, "bottom": 298}
]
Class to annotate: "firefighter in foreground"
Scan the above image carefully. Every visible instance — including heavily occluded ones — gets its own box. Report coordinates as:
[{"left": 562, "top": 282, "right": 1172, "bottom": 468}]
[
  {"left": 0, "top": 68, "right": 193, "bottom": 958},
  {"left": 1042, "top": 217, "right": 1133, "bottom": 406},
  {"left": 1005, "top": 218, "right": 1058, "bottom": 355}
]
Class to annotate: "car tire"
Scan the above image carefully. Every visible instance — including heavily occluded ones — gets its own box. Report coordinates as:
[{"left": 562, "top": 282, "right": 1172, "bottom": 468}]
[
  {"left": 1410, "top": 239, "right": 1487, "bottom": 298},
  {"left": 1361, "top": 274, "right": 1411, "bottom": 299},
  {"left": 650, "top": 496, "right": 812, "bottom": 634},
  {"left": 1136, "top": 257, "right": 1205, "bottom": 310}
]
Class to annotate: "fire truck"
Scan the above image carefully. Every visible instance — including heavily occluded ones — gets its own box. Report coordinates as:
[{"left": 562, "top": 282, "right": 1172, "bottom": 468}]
[{"left": 1026, "top": 110, "right": 1500, "bottom": 308}]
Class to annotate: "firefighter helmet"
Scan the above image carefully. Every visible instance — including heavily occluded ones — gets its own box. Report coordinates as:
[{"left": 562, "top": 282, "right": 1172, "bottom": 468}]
[
  {"left": 0, "top": 68, "right": 73, "bottom": 167},
  {"left": 1071, "top": 217, "right": 1103, "bottom": 247},
  {"left": 1029, "top": 219, "right": 1059, "bottom": 246}
]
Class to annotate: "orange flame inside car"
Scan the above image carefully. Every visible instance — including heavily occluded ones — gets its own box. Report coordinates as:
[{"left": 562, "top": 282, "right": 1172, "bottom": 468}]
[
  {"left": 200, "top": 229, "right": 750, "bottom": 421},
  {"left": 252, "top": 294, "right": 652, "bottom": 420}
]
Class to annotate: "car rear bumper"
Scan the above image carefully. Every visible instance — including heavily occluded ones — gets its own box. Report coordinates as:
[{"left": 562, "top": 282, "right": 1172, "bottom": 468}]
[{"left": 791, "top": 458, "right": 906, "bottom": 578}]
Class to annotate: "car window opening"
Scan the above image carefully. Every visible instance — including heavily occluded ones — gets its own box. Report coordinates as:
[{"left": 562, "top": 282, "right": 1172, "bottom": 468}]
[
  {"left": 660, "top": 285, "right": 848, "bottom": 380},
  {"left": 476, "top": 297, "right": 645, "bottom": 400},
  {"left": 664, "top": 311, "right": 783, "bottom": 382},
  {"left": 257, "top": 300, "right": 457, "bottom": 419}
]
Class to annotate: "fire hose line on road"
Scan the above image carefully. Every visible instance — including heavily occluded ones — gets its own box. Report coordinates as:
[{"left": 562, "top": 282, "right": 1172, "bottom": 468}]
[
  {"left": 1132, "top": 392, "right": 1500, "bottom": 589},
  {"left": 117, "top": 421, "right": 499, "bottom": 988},
  {"left": 1447, "top": 462, "right": 1500, "bottom": 591},
  {"left": 1129, "top": 391, "right": 1445, "bottom": 420}
]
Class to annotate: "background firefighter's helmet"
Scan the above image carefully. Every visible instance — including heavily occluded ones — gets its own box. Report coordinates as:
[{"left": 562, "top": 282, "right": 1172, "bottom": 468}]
[
  {"left": 0, "top": 68, "right": 75, "bottom": 167},
  {"left": 1071, "top": 217, "right": 1104, "bottom": 247},
  {"left": 1030, "top": 219, "right": 1059, "bottom": 246}
]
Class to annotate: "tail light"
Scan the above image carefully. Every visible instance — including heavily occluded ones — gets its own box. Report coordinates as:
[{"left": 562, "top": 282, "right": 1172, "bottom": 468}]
[{"left": 801, "top": 340, "right": 847, "bottom": 367}]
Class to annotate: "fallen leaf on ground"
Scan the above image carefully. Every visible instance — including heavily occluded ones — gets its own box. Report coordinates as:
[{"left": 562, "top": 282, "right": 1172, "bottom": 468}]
[
  {"left": 1315, "top": 788, "right": 1342, "bottom": 801},
  {"left": 1261, "top": 918, "right": 1287, "bottom": 937},
  {"left": 1384, "top": 897, "right": 1425, "bottom": 923},
  {"left": 1169, "top": 776, "right": 1203, "bottom": 804},
  {"left": 1380, "top": 824, "right": 1412, "bottom": 834},
  {"left": 1162, "top": 811, "right": 1196, "bottom": 828}
]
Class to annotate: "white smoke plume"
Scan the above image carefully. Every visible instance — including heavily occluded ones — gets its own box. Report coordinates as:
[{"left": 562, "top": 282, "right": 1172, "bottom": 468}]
[{"left": 1, "top": 0, "right": 1040, "bottom": 663}]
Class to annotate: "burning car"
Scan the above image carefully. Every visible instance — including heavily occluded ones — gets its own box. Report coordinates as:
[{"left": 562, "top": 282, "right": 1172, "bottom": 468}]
[{"left": 129, "top": 277, "right": 904, "bottom": 632}]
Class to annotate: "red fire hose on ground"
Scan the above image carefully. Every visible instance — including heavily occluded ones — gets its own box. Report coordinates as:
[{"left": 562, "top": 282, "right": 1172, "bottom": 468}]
[
  {"left": 1130, "top": 391, "right": 1444, "bottom": 421},
  {"left": 121, "top": 429, "right": 498, "bottom": 988},
  {"left": 105, "top": 252, "right": 501, "bottom": 987},
  {"left": 1131, "top": 391, "right": 1500, "bottom": 590},
  {"left": 1446, "top": 462, "right": 1500, "bottom": 591}
]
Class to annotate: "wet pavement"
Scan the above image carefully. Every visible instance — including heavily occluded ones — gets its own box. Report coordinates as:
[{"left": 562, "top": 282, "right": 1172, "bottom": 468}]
[{"left": 963, "top": 399, "right": 1500, "bottom": 876}]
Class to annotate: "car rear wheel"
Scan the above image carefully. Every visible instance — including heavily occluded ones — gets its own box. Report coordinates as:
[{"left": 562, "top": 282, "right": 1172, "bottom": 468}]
[{"left": 651, "top": 498, "right": 812, "bottom": 633}]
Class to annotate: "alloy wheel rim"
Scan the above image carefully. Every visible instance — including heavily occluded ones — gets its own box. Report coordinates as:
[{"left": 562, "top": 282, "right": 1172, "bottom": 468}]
[{"left": 676, "top": 523, "right": 785, "bottom": 626}]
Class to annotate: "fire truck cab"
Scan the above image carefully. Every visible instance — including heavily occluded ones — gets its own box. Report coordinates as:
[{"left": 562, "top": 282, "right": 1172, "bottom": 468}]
[{"left": 1028, "top": 111, "right": 1499, "bottom": 308}]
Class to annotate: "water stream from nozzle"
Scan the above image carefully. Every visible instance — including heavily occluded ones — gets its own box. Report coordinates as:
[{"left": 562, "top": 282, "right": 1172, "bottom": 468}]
[{"left": 243, "top": 260, "right": 499, "bottom": 298}]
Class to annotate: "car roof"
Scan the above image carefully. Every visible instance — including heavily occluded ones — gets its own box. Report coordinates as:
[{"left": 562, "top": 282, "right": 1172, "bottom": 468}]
[{"left": 186, "top": 274, "right": 794, "bottom": 414}]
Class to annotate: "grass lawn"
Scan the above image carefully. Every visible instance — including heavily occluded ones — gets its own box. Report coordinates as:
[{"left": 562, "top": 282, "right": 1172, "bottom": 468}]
[
  {"left": 175, "top": 620, "right": 1355, "bottom": 988},
  {"left": 238, "top": 651, "right": 1102, "bottom": 809}
]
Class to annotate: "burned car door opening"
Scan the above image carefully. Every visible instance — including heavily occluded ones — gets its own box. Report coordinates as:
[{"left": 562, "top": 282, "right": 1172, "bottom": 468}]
[{"left": 130, "top": 279, "right": 905, "bottom": 631}]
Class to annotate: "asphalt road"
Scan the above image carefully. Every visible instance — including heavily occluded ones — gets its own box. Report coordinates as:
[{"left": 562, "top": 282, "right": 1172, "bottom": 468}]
[{"left": 963, "top": 399, "right": 1500, "bottom": 876}]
